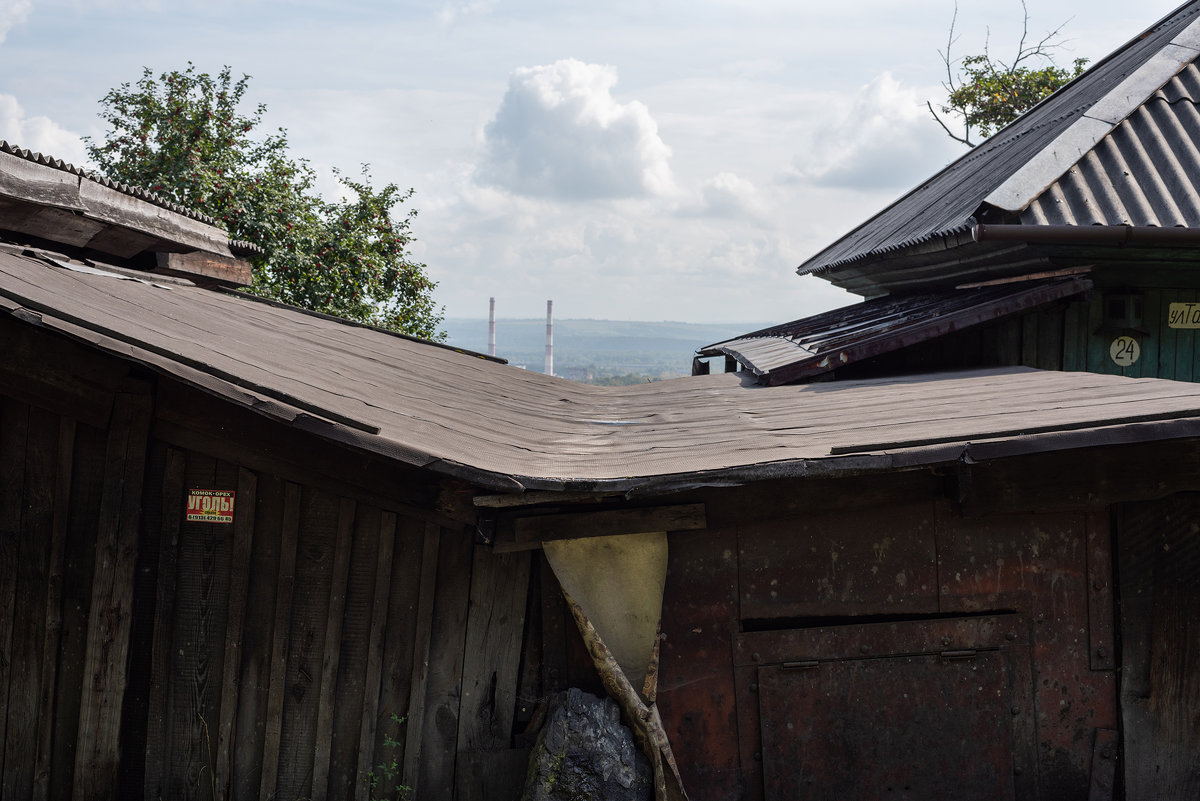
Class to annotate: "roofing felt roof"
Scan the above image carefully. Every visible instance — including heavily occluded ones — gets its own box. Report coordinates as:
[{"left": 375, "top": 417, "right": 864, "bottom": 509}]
[
  {"left": 799, "top": 0, "right": 1200, "bottom": 285},
  {"left": 8, "top": 249, "right": 1200, "bottom": 494},
  {"left": 697, "top": 275, "right": 1091, "bottom": 384}
]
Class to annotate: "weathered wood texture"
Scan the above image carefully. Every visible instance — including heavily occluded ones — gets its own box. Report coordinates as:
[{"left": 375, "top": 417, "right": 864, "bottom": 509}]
[
  {"left": 1118, "top": 493, "right": 1200, "bottom": 801},
  {"left": 73, "top": 389, "right": 153, "bottom": 801},
  {"left": 718, "top": 497, "right": 1117, "bottom": 801},
  {"left": 846, "top": 286, "right": 1200, "bottom": 384},
  {"left": 657, "top": 526, "right": 741, "bottom": 800}
]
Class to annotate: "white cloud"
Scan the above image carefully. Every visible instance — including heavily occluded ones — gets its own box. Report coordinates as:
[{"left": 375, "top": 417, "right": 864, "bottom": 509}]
[
  {"left": 0, "top": 95, "right": 87, "bottom": 167},
  {"left": 680, "top": 172, "right": 767, "bottom": 220},
  {"left": 474, "top": 59, "right": 675, "bottom": 201},
  {"left": 787, "top": 72, "right": 964, "bottom": 191},
  {"left": 437, "top": 0, "right": 498, "bottom": 25},
  {"left": 0, "top": 0, "right": 32, "bottom": 42}
]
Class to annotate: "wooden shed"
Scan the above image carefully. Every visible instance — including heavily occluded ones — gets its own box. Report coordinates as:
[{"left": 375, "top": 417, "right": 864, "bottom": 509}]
[{"left": 3, "top": 130, "right": 1200, "bottom": 801}]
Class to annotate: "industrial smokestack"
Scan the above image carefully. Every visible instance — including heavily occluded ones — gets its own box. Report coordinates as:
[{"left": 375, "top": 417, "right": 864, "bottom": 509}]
[
  {"left": 544, "top": 300, "right": 554, "bottom": 376},
  {"left": 488, "top": 297, "right": 496, "bottom": 357}
]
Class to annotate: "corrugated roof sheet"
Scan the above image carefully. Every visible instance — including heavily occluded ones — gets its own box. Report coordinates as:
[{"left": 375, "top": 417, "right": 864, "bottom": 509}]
[
  {"left": 7, "top": 251, "right": 1200, "bottom": 493},
  {"left": 799, "top": 0, "right": 1200, "bottom": 282},
  {"left": 697, "top": 276, "right": 1090, "bottom": 384},
  {"left": 1022, "top": 63, "right": 1200, "bottom": 226}
]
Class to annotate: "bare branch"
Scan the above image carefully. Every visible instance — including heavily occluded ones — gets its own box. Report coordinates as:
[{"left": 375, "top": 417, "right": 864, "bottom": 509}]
[{"left": 926, "top": 100, "right": 974, "bottom": 147}]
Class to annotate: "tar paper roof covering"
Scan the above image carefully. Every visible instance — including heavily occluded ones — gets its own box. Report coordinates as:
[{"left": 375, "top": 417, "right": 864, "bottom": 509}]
[
  {"left": 6, "top": 252, "right": 1200, "bottom": 493},
  {"left": 799, "top": 0, "right": 1200, "bottom": 281}
]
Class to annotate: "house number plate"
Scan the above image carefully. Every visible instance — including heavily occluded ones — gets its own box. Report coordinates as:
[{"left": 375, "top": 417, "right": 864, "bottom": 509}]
[{"left": 1110, "top": 336, "right": 1140, "bottom": 367}]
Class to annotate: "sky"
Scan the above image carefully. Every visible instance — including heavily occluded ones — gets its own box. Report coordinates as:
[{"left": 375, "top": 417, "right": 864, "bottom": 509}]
[{"left": 0, "top": 0, "right": 1185, "bottom": 324}]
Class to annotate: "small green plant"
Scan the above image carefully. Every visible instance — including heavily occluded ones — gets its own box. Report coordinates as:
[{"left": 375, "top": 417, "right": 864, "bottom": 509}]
[{"left": 364, "top": 713, "right": 412, "bottom": 801}]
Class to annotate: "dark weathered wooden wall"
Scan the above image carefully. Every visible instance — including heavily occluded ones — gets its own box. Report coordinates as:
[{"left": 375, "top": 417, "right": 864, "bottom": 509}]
[
  {"left": 1117, "top": 493, "right": 1200, "bottom": 801},
  {"left": 0, "top": 318, "right": 537, "bottom": 801},
  {"left": 650, "top": 473, "right": 1121, "bottom": 801}
]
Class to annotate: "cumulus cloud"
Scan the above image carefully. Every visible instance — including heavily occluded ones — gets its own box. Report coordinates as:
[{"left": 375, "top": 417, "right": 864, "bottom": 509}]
[
  {"left": 786, "top": 72, "right": 963, "bottom": 191},
  {"left": 0, "top": 95, "right": 87, "bottom": 166},
  {"left": 0, "top": 0, "right": 32, "bottom": 42},
  {"left": 680, "top": 172, "right": 766, "bottom": 220},
  {"left": 475, "top": 59, "right": 674, "bottom": 200}
]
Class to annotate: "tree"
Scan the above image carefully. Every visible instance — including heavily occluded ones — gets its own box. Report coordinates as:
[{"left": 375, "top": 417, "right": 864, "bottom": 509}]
[
  {"left": 928, "top": 2, "right": 1088, "bottom": 147},
  {"left": 85, "top": 64, "right": 444, "bottom": 340}
]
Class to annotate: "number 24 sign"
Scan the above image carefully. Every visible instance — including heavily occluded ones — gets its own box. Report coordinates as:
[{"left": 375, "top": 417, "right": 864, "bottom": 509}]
[{"left": 1110, "top": 336, "right": 1140, "bottom": 367}]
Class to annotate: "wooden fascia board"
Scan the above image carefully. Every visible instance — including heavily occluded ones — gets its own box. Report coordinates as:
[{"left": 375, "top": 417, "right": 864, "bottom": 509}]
[{"left": 509, "top": 503, "right": 707, "bottom": 550}]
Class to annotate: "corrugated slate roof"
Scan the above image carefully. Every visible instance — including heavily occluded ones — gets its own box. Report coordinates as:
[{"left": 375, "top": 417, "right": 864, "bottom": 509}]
[
  {"left": 697, "top": 275, "right": 1090, "bottom": 384},
  {"left": 7, "top": 251, "right": 1200, "bottom": 493},
  {"left": 799, "top": 0, "right": 1200, "bottom": 283}
]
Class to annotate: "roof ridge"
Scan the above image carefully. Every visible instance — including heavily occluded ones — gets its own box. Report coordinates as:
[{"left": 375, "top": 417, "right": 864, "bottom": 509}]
[{"left": 984, "top": 14, "right": 1200, "bottom": 214}]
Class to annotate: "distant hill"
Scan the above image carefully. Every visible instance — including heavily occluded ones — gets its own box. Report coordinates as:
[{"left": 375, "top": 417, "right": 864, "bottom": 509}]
[{"left": 443, "top": 318, "right": 766, "bottom": 381}]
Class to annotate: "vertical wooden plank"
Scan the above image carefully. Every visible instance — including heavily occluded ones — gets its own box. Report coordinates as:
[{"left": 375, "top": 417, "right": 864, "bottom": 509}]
[
  {"left": 31, "top": 418, "right": 75, "bottom": 801},
  {"left": 326, "top": 506, "right": 383, "bottom": 800},
  {"left": 142, "top": 448, "right": 186, "bottom": 801},
  {"left": 658, "top": 526, "right": 742, "bottom": 801},
  {"left": 1174, "top": 289, "right": 1195, "bottom": 383},
  {"left": 355, "top": 512, "right": 398, "bottom": 796},
  {"left": 456, "top": 549, "right": 532, "bottom": 753},
  {"left": 1158, "top": 289, "right": 1179, "bottom": 380},
  {"left": 213, "top": 468, "right": 258, "bottom": 800},
  {"left": 1135, "top": 289, "right": 1161, "bottom": 378},
  {"left": 72, "top": 390, "right": 153, "bottom": 801},
  {"left": 232, "top": 474, "right": 285, "bottom": 801},
  {"left": 276, "top": 488, "right": 338, "bottom": 801},
  {"left": 1021, "top": 312, "right": 1039, "bottom": 367},
  {"left": 362, "top": 514, "right": 426, "bottom": 801},
  {"left": 310, "top": 497, "right": 356, "bottom": 801},
  {"left": 0, "top": 398, "right": 30, "bottom": 792},
  {"left": 539, "top": 555, "right": 568, "bottom": 696},
  {"left": 5, "top": 406, "right": 57, "bottom": 800},
  {"left": 996, "top": 317, "right": 1022, "bottom": 366},
  {"left": 1086, "top": 510, "right": 1116, "bottom": 671},
  {"left": 258, "top": 481, "right": 302, "bottom": 801},
  {"left": 165, "top": 453, "right": 230, "bottom": 801},
  {"left": 1086, "top": 293, "right": 1110, "bottom": 374},
  {"left": 1037, "top": 306, "right": 1064, "bottom": 371},
  {"left": 1062, "top": 300, "right": 1083, "bottom": 372},
  {"left": 50, "top": 422, "right": 106, "bottom": 801},
  {"left": 401, "top": 523, "right": 443, "bottom": 799},
  {"left": 415, "top": 531, "right": 474, "bottom": 801}
]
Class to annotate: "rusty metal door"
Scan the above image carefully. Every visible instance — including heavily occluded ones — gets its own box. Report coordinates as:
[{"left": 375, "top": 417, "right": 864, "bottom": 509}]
[{"left": 739, "top": 615, "right": 1035, "bottom": 801}]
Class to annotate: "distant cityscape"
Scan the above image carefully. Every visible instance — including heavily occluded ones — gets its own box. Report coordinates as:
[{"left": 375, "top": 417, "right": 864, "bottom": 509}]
[{"left": 442, "top": 317, "right": 767, "bottom": 384}]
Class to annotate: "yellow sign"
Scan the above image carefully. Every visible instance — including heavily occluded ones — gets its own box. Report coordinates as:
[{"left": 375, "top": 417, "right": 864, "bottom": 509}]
[{"left": 1168, "top": 302, "right": 1200, "bottom": 328}]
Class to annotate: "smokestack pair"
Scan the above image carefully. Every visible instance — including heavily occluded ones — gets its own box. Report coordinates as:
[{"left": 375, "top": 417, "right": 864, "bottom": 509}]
[{"left": 488, "top": 298, "right": 553, "bottom": 376}]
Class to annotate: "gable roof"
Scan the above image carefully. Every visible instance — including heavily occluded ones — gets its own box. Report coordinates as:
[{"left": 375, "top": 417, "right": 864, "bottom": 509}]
[
  {"left": 8, "top": 247, "right": 1200, "bottom": 494},
  {"left": 800, "top": 0, "right": 1200, "bottom": 295}
]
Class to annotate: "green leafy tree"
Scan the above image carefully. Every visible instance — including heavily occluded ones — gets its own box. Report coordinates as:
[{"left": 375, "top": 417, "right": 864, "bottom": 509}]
[
  {"left": 928, "top": 2, "right": 1088, "bottom": 147},
  {"left": 85, "top": 64, "right": 444, "bottom": 340}
]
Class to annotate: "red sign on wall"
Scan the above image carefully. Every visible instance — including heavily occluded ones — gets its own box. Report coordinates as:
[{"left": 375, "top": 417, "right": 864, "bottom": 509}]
[{"left": 187, "top": 489, "right": 236, "bottom": 524}]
